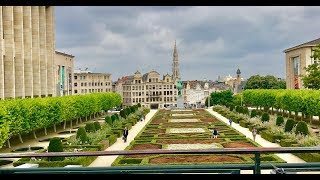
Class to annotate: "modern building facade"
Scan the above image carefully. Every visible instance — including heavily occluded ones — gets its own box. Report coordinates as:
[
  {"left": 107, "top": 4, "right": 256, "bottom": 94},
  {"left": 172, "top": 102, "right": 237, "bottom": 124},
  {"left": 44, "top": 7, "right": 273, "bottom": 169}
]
[
  {"left": 284, "top": 38, "right": 320, "bottom": 89},
  {"left": 73, "top": 69, "right": 112, "bottom": 95},
  {"left": 55, "top": 51, "right": 74, "bottom": 96},
  {"left": 0, "top": 6, "right": 55, "bottom": 99},
  {"left": 122, "top": 71, "right": 177, "bottom": 109}
]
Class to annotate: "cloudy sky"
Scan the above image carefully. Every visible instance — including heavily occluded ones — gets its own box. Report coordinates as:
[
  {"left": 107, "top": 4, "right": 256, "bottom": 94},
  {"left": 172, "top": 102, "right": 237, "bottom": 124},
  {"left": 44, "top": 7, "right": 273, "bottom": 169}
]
[{"left": 55, "top": 6, "right": 320, "bottom": 81}]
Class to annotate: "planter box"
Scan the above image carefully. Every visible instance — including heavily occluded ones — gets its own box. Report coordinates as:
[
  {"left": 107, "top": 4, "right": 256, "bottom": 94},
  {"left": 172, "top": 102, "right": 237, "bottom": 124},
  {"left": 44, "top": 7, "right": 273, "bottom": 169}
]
[
  {"left": 260, "top": 130, "right": 284, "bottom": 143},
  {"left": 239, "top": 120, "right": 250, "bottom": 128},
  {"left": 280, "top": 139, "right": 297, "bottom": 147}
]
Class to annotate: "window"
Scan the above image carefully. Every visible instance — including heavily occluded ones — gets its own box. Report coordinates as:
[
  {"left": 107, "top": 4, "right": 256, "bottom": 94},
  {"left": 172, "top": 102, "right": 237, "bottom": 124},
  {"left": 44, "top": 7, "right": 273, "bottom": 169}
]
[
  {"left": 106, "top": 82, "right": 108, "bottom": 86},
  {"left": 74, "top": 76, "right": 78, "bottom": 80},
  {"left": 149, "top": 79, "right": 151, "bottom": 82},
  {"left": 167, "top": 79, "right": 169, "bottom": 82},
  {"left": 74, "top": 83, "right": 77, "bottom": 87},
  {"left": 101, "top": 82, "right": 103, "bottom": 86},
  {"left": 81, "top": 83, "right": 83, "bottom": 86},
  {"left": 85, "top": 83, "right": 87, "bottom": 86},
  {"left": 74, "top": 90, "right": 78, "bottom": 93}
]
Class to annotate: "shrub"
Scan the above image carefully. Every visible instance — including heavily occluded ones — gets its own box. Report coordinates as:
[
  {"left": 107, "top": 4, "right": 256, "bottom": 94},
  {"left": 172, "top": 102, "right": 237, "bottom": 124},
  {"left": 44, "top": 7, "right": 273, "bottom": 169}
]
[
  {"left": 243, "top": 107, "right": 249, "bottom": 115},
  {"left": 108, "top": 134, "right": 117, "bottom": 146},
  {"left": 114, "top": 113, "right": 119, "bottom": 120},
  {"left": 295, "top": 121, "right": 309, "bottom": 136},
  {"left": 137, "top": 103, "right": 141, "bottom": 107},
  {"left": 94, "top": 122, "right": 101, "bottom": 131},
  {"left": 111, "top": 115, "right": 117, "bottom": 123},
  {"left": 229, "top": 105, "right": 235, "bottom": 111},
  {"left": 105, "top": 116, "right": 112, "bottom": 125},
  {"left": 285, "top": 119, "right": 296, "bottom": 132},
  {"left": 85, "top": 123, "right": 96, "bottom": 133},
  {"left": 120, "top": 110, "right": 126, "bottom": 118},
  {"left": 261, "top": 113, "right": 270, "bottom": 122},
  {"left": 76, "top": 127, "right": 88, "bottom": 143},
  {"left": 250, "top": 109, "right": 258, "bottom": 118},
  {"left": 276, "top": 116, "right": 284, "bottom": 126},
  {"left": 48, "top": 137, "right": 65, "bottom": 161},
  {"left": 130, "top": 106, "right": 135, "bottom": 114}
]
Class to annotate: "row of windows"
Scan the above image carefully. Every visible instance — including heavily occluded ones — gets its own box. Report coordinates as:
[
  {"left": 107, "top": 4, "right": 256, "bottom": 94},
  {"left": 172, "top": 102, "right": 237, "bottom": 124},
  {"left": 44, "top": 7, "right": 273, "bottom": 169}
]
[
  {"left": 123, "top": 97, "right": 177, "bottom": 103},
  {"left": 74, "top": 75, "right": 110, "bottom": 80},
  {"left": 122, "top": 84, "right": 176, "bottom": 91},
  {"left": 74, "top": 88, "right": 112, "bottom": 94},
  {"left": 74, "top": 82, "right": 111, "bottom": 87}
]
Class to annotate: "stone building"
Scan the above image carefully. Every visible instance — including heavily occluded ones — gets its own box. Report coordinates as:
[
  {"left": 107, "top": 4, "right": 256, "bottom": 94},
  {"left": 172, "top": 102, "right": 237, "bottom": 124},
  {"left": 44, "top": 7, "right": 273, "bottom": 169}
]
[
  {"left": 55, "top": 51, "right": 74, "bottom": 96},
  {"left": 223, "top": 68, "right": 245, "bottom": 93},
  {"left": 122, "top": 71, "right": 177, "bottom": 109},
  {"left": 73, "top": 69, "right": 112, "bottom": 95},
  {"left": 284, "top": 38, "right": 320, "bottom": 89},
  {"left": 0, "top": 6, "right": 55, "bottom": 99}
]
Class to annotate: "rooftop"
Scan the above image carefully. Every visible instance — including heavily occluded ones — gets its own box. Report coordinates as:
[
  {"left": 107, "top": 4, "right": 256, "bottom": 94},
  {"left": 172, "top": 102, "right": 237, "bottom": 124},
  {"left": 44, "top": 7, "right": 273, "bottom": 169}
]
[{"left": 284, "top": 38, "right": 320, "bottom": 53}]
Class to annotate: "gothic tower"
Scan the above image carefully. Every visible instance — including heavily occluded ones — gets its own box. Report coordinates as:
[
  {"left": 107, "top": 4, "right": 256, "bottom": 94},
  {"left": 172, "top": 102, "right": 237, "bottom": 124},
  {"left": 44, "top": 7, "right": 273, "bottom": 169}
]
[
  {"left": 236, "top": 67, "right": 241, "bottom": 84},
  {"left": 172, "top": 40, "right": 180, "bottom": 81}
]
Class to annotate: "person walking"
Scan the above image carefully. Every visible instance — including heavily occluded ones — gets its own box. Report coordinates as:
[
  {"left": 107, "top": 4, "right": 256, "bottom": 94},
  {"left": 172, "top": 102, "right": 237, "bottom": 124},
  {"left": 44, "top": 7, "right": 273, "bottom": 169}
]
[
  {"left": 213, "top": 128, "right": 218, "bottom": 139},
  {"left": 123, "top": 127, "right": 129, "bottom": 143},
  {"left": 252, "top": 128, "right": 257, "bottom": 141},
  {"left": 138, "top": 113, "right": 142, "bottom": 122},
  {"left": 229, "top": 118, "right": 233, "bottom": 126}
]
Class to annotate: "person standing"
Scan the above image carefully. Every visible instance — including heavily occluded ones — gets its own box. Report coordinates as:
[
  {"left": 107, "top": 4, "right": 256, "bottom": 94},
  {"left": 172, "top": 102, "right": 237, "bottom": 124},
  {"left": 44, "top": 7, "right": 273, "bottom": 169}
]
[
  {"left": 252, "top": 128, "right": 257, "bottom": 141},
  {"left": 213, "top": 128, "right": 218, "bottom": 139},
  {"left": 123, "top": 127, "right": 129, "bottom": 143}
]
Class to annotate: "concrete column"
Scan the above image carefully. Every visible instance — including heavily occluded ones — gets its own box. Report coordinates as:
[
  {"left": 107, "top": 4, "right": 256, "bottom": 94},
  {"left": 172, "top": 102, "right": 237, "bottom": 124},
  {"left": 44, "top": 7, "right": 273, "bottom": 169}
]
[
  {"left": 39, "top": 6, "right": 47, "bottom": 97},
  {"left": 0, "top": 7, "right": 4, "bottom": 100},
  {"left": 31, "top": 6, "right": 41, "bottom": 97},
  {"left": 46, "top": 6, "right": 54, "bottom": 97},
  {"left": 23, "top": 6, "right": 33, "bottom": 98},
  {"left": 13, "top": 6, "right": 25, "bottom": 98},
  {"left": 3, "top": 6, "right": 15, "bottom": 98}
]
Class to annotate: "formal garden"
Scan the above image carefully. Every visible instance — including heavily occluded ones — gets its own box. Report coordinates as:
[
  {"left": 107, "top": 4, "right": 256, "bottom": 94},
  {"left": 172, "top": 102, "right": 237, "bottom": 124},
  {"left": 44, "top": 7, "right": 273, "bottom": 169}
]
[
  {"left": 207, "top": 89, "right": 320, "bottom": 162},
  {"left": 0, "top": 92, "right": 150, "bottom": 167},
  {"left": 112, "top": 109, "right": 284, "bottom": 166}
]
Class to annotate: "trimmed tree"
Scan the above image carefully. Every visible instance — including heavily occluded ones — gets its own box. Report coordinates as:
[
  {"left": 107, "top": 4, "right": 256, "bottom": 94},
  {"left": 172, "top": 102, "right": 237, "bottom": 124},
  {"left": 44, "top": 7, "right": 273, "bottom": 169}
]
[
  {"left": 94, "top": 122, "right": 101, "bottom": 131},
  {"left": 295, "top": 121, "right": 309, "bottom": 135},
  {"left": 85, "top": 123, "right": 96, "bottom": 133},
  {"left": 250, "top": 109, "right": 258, "bottom": 118},
  {"left": 105, "top": 116, "right": 112, "bottom": 125},
  {"left": 76, "top": 127, "right": 88, "bottom": 143},
  {"left": 285, "top": 119, "right": 296, "bottom": 132},
  {"left": 276, "top": 116, "right": 284, "bottom": 126},
  {"left": 48, "top": 137, "right": 64, "bottom": 161},
  {"left": 261, "top": 113, "right": 270, "bottom": 122}
]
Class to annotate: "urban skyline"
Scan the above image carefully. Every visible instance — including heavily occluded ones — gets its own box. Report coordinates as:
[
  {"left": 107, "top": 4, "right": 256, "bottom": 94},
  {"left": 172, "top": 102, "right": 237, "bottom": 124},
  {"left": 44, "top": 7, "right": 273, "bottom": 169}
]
[{"left": 55, "top": 6, "right": 320, "bottom": 81}]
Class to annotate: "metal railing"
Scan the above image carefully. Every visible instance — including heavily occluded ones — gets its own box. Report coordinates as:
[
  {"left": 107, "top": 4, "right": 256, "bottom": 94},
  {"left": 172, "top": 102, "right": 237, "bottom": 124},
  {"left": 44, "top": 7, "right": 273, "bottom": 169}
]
[{"left": 1, "top": 147, "right": 320, "bottom": 174}]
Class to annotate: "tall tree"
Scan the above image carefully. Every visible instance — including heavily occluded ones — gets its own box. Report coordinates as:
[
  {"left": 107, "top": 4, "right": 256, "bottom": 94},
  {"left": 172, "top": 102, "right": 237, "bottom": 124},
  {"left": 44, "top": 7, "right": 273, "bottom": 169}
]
[
  {"left": 244, "top": 75, "right": 285, "bottom": 89},
  {"left": 301, "top": 44, "right": 320, "bottom": 90}
]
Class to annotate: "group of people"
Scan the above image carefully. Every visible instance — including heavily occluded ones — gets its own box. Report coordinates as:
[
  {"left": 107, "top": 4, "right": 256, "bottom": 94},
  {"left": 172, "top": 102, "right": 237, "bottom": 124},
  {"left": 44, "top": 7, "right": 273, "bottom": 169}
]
[{"left": 211, "top": 118, "right": 257, "bottom": 141}]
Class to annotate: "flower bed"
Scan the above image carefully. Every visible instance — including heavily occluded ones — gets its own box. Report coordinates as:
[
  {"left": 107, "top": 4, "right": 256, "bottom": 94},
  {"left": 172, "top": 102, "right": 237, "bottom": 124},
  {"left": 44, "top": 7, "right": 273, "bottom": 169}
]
[
  {"left": 169, "top": 119, "right": 200, "bottom": 123},
  {"left": 167, "top": 128, "right": 206, "bottom": 134},
  {"left": 165, "top": 143, "right": 222, "bottom": 150}
]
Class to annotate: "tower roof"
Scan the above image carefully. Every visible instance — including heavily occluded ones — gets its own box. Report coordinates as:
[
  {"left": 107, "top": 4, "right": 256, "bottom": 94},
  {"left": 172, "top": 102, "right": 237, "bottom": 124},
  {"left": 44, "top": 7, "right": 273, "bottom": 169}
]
[{"left": 236, "top": 68, "right": 241, "bottom": 75}]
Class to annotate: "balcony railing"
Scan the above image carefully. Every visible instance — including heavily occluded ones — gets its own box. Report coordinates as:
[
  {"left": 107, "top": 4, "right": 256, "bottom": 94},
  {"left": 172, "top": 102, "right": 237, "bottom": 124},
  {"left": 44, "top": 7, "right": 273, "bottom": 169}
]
[{"left": 1, "top": 147, "right": 320, "bottom": 174}]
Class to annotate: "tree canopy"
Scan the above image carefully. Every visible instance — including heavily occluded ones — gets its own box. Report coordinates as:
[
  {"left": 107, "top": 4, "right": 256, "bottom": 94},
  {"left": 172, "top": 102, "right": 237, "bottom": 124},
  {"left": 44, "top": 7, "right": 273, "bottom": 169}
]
[
  {"left": 244, "top": 75, "right": 286, "bottom": 90},
  {"left": 301, "top": 44, "right": 320, "bottom": 90}
]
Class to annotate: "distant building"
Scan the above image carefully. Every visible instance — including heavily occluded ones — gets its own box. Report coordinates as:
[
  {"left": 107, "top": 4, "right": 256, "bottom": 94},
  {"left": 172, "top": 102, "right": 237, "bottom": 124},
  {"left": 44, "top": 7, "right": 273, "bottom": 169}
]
[
  {"left": 284, "top": 38, "right": 320, "bottom": 89},
  {"left": 73, "top": 69, "right": 112, "bottom": 95},
  {"left": 182, "top": 80, "right": 231, "bottom": 107},
  {"left": 55, "top": 51, "right": 75, "bottom": 96},
  {"left": 122, "top": 71, "right": 177, "bottom": 109},
  {"left": 223, "top": 68, "right": 245, "bottom": 93}
]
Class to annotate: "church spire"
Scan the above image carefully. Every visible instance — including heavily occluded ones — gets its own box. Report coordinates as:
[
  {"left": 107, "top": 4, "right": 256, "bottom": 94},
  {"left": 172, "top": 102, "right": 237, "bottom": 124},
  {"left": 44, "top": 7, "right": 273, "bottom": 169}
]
[{"left": 172, "top": 40, "right": 180, "bottom": 81}]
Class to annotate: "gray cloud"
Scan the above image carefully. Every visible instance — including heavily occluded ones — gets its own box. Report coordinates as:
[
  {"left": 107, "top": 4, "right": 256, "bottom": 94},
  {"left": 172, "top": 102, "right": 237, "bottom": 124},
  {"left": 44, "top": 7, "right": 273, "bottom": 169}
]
[{"left": 55, "top": 6, "right": 320, "bottom": 81}]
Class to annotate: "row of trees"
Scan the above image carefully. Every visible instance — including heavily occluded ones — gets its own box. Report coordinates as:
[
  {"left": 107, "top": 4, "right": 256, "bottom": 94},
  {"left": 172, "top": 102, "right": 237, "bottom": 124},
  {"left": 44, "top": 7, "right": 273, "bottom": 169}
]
[
  {"left": 243, "top": 89, "right": 320, "bottom": 120},
  {"left": 0, "top": 92, "right": 122, "bottom": 149}
]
